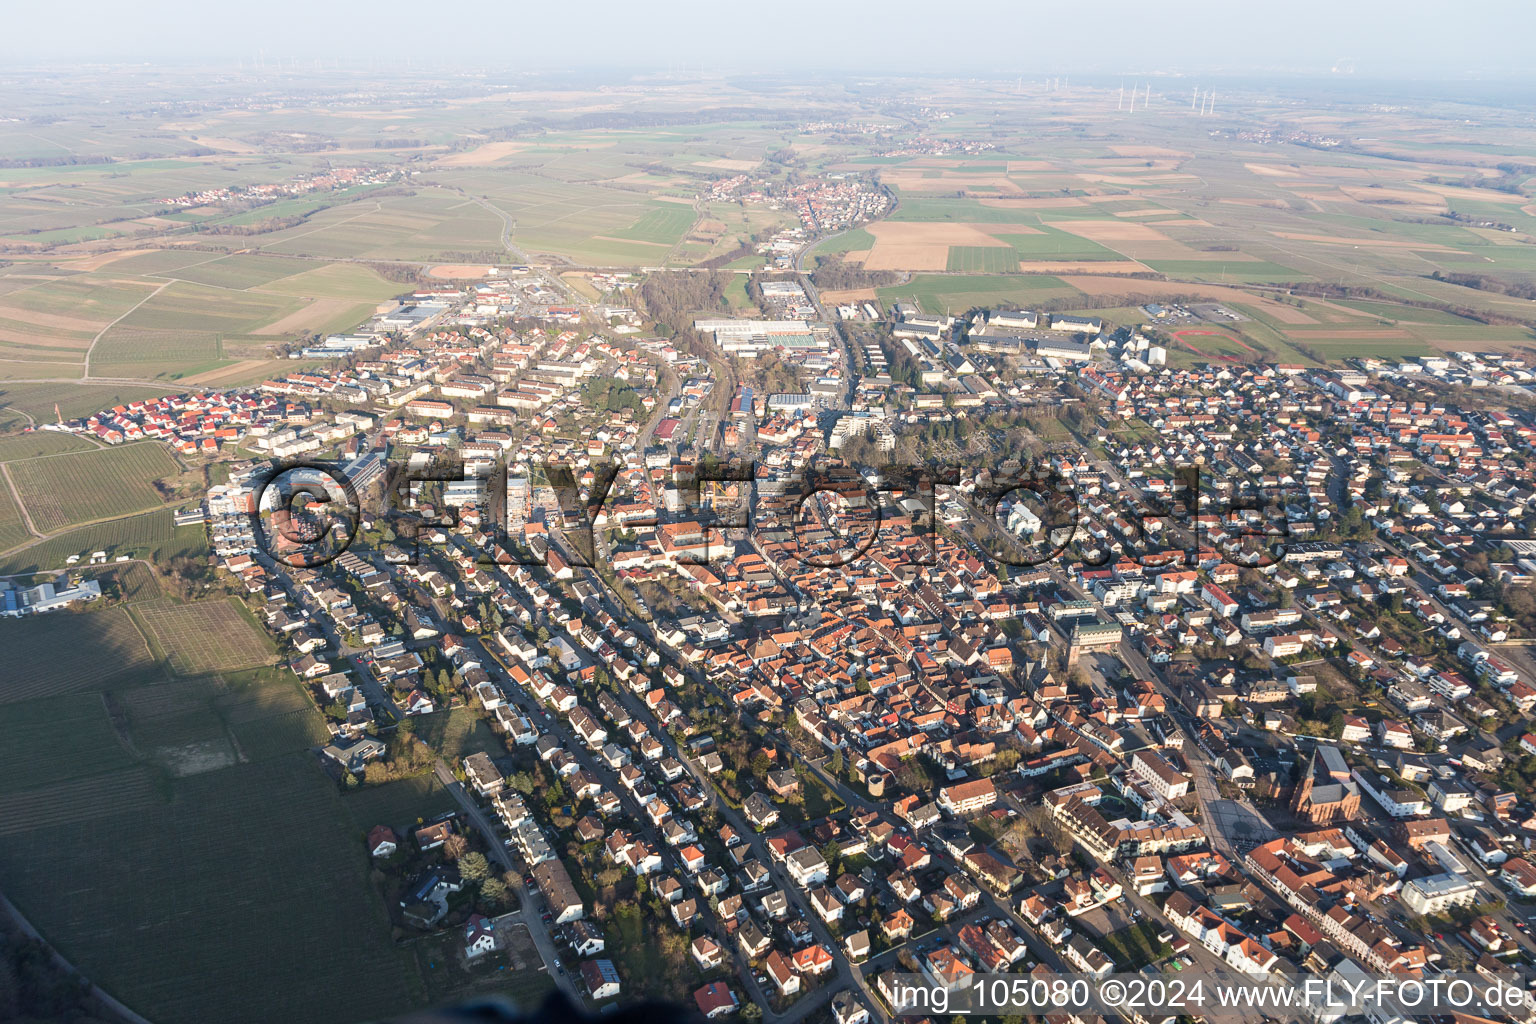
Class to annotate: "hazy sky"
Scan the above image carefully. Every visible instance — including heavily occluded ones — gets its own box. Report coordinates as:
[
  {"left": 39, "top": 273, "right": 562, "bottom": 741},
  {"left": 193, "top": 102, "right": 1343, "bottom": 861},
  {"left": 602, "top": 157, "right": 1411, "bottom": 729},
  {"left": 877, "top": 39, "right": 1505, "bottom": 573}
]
[{"left": 6, "top": 0, "right": 1535, "bottom": 79}]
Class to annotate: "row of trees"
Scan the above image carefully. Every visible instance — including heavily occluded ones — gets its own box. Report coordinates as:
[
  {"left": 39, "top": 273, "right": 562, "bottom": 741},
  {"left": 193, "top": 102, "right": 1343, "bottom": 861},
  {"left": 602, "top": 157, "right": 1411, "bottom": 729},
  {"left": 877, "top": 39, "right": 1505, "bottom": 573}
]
[{"left": 1429, "top": 270, "right": 1536, "bottom": 302}]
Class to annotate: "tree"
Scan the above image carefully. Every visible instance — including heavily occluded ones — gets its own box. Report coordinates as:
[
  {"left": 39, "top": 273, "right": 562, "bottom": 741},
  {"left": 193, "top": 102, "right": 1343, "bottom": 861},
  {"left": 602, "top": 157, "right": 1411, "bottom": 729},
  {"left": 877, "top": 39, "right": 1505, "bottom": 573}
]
[
  {"left": 442, "top": 833, "right": 469, "bottom": 861},
  {"left": 831, "top": 747, "right": 844, "bottom": 776},
  {"left": 363, "top": 762, "right": 389, "bottom": 786},
  {"left": 480, "top": 875, "right": 510, "bottom": 910},
  {"left": 460, "top": 852, "right": 491, "bottom": 883},
  {"left": 1277, "top": 587, "right": 1294, "bottom": 609}
]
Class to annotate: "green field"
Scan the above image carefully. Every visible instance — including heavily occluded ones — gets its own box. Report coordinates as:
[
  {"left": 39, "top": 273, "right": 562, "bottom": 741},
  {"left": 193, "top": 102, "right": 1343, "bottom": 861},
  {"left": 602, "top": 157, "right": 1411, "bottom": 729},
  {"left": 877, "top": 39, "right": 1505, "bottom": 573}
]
[
  {"left": 254, "top": 190, "right": 506, "bottom": 262},
  {"left": 0, "top": 431, "right": 99, "bottom": 461},
  {"left": 876, "top": 274, "right": 1080, "bottom": 315},
  {"left": 158, "top": 253, "right": 319, "bottom": 290},
  {"left": 0, "top": 273, "right": 159, "bottom": 366},
  {"left": 0, "top": 272, "right": 158, "bottom": 322},
  {"left": 341, "top": 774, "right": 458, "bottom": 831},
  {"left": 1144, "top": 260, "right": 1306, "bottom": 283},
  {"left": 1002, "top": 224, "right": 1124, "bottom": 261},
  {"left": 1288, "top": 337, "right": 1436, "bottom": 360},
  {"left": 84, "top": 275, "right": 325, "bottom": 377},
  {"left": 5, "top": 442, "right": 180, "bottom": 534},
  {"left": 257, "top": 262, "right": 403, "bottom": 302},
  {"left": 946, "top": 246, "right": 1020, "bottom": 272},
  {"left": 1329, "top": 298, "right": 1483, "bottom": 325},
  {"left": 811, "top": 226, "right": 875, "bottom": 256},
  {"left": 413, "top": 706, "right": 502, "bottom": 760},
  {"left": 0, "top": 382, "right": 181, "bottom": 430},
  {"left": 106, "top": 279, "right": 304, "bottom": 333},
  {"left": 888, "top": 197, "right": 1044, "bottom": 223},
  {"left": 614, "top": 205, "right": 696, "bottom": 244}
]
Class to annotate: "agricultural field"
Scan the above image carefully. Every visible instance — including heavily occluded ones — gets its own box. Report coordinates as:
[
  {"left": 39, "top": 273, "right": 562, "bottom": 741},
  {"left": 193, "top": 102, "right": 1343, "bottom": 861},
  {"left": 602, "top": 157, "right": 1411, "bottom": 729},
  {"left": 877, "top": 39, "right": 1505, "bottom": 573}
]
[
  {"left": 1142, "top": 259, "right": 1306, "bottom": 283},
  {"left": 0, "top": 472, "right": 30, "bottom": 552},
  {"left": 0, "top": 753, "right": 426, "bottom": 1024},
  {"left": 0, "top": 547, "right": 422, "bottom": 1023},
  {"left": 4, "top": 441, "right": 180, "bottom": 534},
  {"left": 0, "top": 431, "right": 99, "bottom": 461},
  {"left": 0, "top": 692, "right": 137, "bottom": 795},
  {"left": 875, "top": 274, "right": 1081, "bottom": 316},
  {"left": 0, "top": 606, "right": 157, "bottom": 702},
  {"left": 0, "top": 509, "right": 208, "bottom": 574},
  {"left": 130, "top": 598, "right": 277, "bottom": 676},
  {"left": 0, "top": 382, "right": 181, "bottom": 431},
  {"left": 946, "top": 246, "right": 1022, "bottom": 272}
]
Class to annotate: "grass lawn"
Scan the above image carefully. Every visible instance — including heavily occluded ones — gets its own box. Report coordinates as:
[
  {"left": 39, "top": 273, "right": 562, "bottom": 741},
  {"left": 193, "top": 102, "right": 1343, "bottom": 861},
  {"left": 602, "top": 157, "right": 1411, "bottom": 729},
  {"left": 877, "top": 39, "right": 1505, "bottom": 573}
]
[
  {"left": 343, "top": 774, "right": 459, "bottom": 831},
  {"left": 614, "top": 205, "right": 696, "bottom": 245},
  {"left": 802, "top": 772, "right": 846, "bottom": 819},
  {"left": 1096, "top": 920, "right": 1173, "bottom": 969},
  {"left": 812, "top": 227, "right": 875, "bottom": 256},
  {"left": 414, "top": 706, "right": 502, "bottom": 760}
]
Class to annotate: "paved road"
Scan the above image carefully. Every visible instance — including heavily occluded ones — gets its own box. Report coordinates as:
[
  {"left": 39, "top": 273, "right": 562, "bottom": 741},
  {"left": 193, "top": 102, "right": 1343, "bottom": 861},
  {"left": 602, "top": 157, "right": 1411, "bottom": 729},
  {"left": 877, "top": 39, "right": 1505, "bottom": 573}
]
[
  {"left": 463, "top": 619, "right": 797, "bottom": 1018},
  {"left": 265, "top": 548, "right": 404, "bottom": 722},
  {"left": 431, "top": 759, "right": 587, "bottom": 1006}
]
